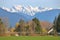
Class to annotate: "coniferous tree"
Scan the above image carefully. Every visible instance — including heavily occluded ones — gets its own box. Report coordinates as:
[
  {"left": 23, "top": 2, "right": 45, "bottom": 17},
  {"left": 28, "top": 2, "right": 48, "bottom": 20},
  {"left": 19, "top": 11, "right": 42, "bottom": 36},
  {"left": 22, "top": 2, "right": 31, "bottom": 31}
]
[
  {"left": 53, "top": 14, "right": 60, "bottom": 35},
  {"left": 32, "top": 17, "right": 42, "bottom": 34},
  {"left": 53, "top": 17, "right": 57, "bottom": 35},
  {"left": 56, "top": 14, "right": 60, "bottom": 32}
]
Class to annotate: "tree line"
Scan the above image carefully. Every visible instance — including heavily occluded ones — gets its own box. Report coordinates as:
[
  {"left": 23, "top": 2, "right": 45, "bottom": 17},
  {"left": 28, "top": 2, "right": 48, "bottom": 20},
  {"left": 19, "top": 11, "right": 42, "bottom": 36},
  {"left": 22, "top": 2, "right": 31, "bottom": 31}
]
[{"left": 0, "top": 14, "right": 60, "bottom": 36}]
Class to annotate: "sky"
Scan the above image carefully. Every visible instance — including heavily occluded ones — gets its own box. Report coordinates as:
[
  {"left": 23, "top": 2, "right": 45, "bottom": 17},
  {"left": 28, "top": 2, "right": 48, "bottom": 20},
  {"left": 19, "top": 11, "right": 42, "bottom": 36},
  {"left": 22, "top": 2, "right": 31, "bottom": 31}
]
[{"left": 0, "top": 0, "right": 60, "bottom": 8}]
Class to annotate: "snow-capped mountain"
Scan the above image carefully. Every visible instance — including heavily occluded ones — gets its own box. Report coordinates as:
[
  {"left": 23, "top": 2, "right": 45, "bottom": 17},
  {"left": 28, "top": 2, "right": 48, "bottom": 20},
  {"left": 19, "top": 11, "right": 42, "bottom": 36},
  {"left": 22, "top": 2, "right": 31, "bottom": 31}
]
[
  {"left": 2, "top": 5, "right": 53, "bottom": 16},
  {"left": 0, "top": 5, "right": 60, "bottom": 26}
]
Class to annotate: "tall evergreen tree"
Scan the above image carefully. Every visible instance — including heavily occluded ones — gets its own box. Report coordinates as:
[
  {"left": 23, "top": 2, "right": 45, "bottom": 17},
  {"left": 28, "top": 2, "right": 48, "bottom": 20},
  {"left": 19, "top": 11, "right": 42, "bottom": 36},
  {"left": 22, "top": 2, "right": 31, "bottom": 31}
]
[
  {"left": 32, "top": 17, "right": 42, "bottom": 34},
  {"left": 56, "top": 14, "right": 60, "bottom": 32},
  {"left": 53, "top": 17, "right": 57, "bottom": 35},
  {"left": 53, "top": 14, "right": 60, "bottom": 35}
]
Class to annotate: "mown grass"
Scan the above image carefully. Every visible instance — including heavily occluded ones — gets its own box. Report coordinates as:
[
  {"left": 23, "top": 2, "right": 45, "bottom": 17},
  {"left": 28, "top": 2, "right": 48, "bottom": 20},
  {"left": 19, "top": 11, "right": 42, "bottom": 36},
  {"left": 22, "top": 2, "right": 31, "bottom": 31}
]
[{"left": 0, "top": 36, "right": 60, "bottom": 40}]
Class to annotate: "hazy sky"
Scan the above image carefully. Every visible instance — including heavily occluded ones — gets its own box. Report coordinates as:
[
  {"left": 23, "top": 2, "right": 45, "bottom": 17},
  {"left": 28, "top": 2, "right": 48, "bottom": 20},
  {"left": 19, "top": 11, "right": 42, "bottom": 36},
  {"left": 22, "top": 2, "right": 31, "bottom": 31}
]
[{"left": 0, "top": 0, "right": 60, "bottom": 8}]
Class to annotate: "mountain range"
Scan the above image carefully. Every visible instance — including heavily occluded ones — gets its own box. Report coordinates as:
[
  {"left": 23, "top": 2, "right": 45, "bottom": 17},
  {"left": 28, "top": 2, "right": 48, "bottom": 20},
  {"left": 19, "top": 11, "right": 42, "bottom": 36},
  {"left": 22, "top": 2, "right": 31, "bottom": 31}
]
[{"left": 0, "top": 5, "right": 60, "bottom": 27}]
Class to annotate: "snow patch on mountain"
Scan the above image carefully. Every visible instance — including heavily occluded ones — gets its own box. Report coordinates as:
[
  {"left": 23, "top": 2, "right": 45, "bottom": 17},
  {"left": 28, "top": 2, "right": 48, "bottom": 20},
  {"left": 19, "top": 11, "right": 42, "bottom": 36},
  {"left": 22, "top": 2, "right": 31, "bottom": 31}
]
[
  {"left": 2, "top": 7, "right": 11, "bottom": 12},
  {"left": 1, "top": 5, "right": 54, "bottom": 16},
  {"left": 14, "top": 5, "right": 23, "bottom": 11}
]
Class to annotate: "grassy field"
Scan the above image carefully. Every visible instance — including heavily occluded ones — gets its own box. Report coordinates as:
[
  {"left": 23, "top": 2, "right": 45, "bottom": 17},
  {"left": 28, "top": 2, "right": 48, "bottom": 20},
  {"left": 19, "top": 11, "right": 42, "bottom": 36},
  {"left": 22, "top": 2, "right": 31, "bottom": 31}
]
[{"left": 0, "top": 36, "right": 60, "bottom": 40}]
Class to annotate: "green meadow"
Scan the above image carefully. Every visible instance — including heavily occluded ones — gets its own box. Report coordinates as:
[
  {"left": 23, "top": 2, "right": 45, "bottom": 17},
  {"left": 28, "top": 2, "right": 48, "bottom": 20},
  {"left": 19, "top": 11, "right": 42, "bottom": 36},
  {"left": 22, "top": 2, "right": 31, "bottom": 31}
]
[{"left": 0, "top": 36, "right": 60, "bottom": 40}]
